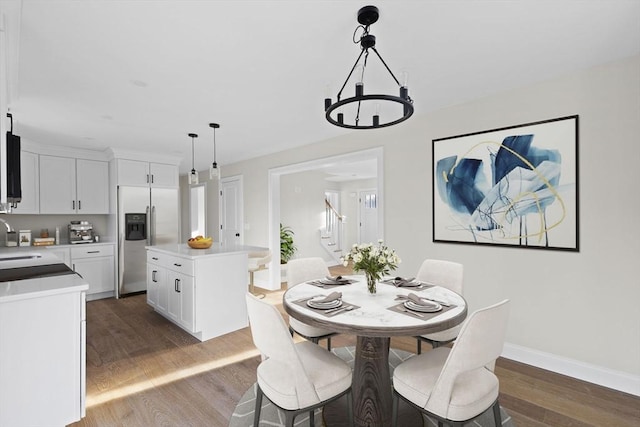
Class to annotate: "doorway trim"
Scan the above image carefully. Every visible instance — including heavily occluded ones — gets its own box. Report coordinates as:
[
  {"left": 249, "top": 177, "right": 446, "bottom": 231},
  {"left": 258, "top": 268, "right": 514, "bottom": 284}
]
[
  {"left": 219, "top": 175, "right": 244, "bottom": 246},
  {"left": 267, "top": 147, "right": 384, "bottom": 290}
]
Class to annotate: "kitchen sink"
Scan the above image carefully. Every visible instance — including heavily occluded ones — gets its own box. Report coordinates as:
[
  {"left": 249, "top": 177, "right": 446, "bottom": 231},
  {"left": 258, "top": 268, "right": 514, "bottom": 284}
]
[{"left": 0, "top": 263, "right": 76, "bottom": 282}]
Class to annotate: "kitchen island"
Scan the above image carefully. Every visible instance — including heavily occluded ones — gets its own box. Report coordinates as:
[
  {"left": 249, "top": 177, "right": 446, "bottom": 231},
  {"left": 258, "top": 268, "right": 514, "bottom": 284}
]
[
  {"left": 0, "top": 248, "right": 88, "bottom": 426},
  {"left": 146, "top": 243, "right": 269, "bottom": 341}
]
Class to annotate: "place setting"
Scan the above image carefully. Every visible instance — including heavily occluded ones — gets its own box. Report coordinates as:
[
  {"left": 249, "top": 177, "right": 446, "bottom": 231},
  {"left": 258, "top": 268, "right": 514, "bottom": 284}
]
[
  {"left": 293, "top": 291, "right": 360, "bottom": 317},
  {"left": 388, "top": 292, "right": 456, "bottom": 320},
  {"left": 380, "top": 276, "right": 431, "bottom": 290},
  {"left": 306, "top": 275, "right": 356, "bottom": 288}
]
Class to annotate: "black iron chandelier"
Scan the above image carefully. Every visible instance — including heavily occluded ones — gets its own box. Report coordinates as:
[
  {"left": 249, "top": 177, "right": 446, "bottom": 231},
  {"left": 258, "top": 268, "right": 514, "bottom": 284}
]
[{"left": 324, "top": 5, "right": 414, "bottom": 129}]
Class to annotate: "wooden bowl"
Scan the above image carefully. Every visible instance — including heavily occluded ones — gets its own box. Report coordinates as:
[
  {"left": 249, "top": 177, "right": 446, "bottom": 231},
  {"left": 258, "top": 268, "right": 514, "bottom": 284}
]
[{"left": 187, "top": 240, "right": 212, "bottom": 249}]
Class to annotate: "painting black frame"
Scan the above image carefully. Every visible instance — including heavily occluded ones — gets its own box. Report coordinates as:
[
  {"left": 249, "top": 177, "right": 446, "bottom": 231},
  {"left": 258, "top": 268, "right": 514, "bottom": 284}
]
[{"left": 432, "top": 115, "right": 579, "bottom": 252}]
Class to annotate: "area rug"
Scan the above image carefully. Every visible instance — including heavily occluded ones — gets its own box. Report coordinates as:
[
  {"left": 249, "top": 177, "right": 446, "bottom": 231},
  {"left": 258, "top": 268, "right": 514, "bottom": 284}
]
[{"left": 229, "top": 347, "right": 514, "bottom": 426}]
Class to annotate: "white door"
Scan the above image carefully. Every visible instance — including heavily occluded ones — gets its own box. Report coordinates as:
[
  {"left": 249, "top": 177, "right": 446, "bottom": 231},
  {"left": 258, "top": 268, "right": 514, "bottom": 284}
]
[
  {"left": 359, "top": 189, "right": 379, "bottom": 244},
  {"left": 220, "top": 176, "right": 243, "bottom": 246}
]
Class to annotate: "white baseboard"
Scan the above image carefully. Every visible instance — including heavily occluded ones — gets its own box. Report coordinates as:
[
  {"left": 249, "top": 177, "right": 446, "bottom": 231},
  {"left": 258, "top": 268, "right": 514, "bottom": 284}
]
[{"left": 502, "top": 342, "right": 640, "bottom": 396}]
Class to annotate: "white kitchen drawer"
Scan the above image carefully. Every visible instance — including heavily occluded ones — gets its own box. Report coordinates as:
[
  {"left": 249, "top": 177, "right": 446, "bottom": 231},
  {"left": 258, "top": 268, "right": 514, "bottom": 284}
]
[
  {"left": 71, "top": 244, "right": 114, "bottom": 259},
  {"left": 147, "top": 251, "right": 169, "bottom": 266},
  {"left": 165, "top": 255, "right": 195, "bottom": 276}
]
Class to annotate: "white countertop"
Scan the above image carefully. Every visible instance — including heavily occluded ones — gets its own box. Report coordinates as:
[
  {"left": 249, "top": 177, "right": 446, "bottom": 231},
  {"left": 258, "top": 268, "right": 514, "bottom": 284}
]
[
  {"left": 146, "top": 243, "right": 269, "bottom": 259},
  {"left": 0, "top": 249, "right": 89, "bottom": 303}
]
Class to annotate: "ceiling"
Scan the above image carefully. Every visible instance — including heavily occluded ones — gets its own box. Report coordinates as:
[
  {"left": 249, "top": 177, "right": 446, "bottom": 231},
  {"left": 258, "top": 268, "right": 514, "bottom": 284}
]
[{"left": 2, "top": 1, "right": 639, "bottom": 176}]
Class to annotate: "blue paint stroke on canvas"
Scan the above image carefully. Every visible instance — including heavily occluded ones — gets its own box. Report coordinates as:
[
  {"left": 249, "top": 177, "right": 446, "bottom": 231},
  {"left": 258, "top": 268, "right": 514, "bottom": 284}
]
[{"left": 436, "top": 134, "right": 566, "bottom": 246}]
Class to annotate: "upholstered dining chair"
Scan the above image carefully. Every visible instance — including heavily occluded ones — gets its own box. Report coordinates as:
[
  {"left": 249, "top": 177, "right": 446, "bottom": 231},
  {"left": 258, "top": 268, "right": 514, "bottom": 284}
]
[
  {"left": 415, "top": 259, "right": 464, "bottom": 354},
  {"left": 392, "top": 299, "right": 510, "bottom": 427},
  {"left": 245, "top": 293, "right": 354, "bottom": 427},
  {"left": 247, "top": 250, "right": 272, "bottom": 298},
  {"left": 286, "top": 257, "right": 338, "bottom": 350}
]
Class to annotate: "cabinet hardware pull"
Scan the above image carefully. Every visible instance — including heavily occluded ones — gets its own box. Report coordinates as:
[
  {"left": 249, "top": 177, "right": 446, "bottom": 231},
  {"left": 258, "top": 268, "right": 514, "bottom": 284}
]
[
  {"left": 152, "top": 257, "right": 158, "bottom": 260},
  {"left": 146, "top": 174, "right": 149, "bottom": 183},
  {"left": 72, "top": 200, "right": 75, "bottom": 210},
  {"left": 78, "top": 200, "right": 81, "bottom": 210},
  {"left": 174, "top": 263, "right": 182, "bottom": 267},
  {"left": 151, "top": 174, "right": 154, "bottom": 184},
  {"left": 152, "top": 271, "right": 157, "bottom": 282},
  {"left": 87, "top": 250, "right": 100, "bottom": 254},
  {"left": 175, "top": 278, "right": 181, "bottom": 293}
]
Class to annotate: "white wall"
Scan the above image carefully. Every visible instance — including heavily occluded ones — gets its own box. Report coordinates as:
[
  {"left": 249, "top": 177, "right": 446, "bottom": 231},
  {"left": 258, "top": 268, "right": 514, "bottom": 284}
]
[{"left": 219, "top": 56, "right": 640, "bottom": 386}]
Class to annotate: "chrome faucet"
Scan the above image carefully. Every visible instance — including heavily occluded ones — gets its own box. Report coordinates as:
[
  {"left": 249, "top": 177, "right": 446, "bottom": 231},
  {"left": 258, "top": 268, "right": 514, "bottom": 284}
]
[{"left": 0, "top": 217, "right": 14, "bottom": 233}]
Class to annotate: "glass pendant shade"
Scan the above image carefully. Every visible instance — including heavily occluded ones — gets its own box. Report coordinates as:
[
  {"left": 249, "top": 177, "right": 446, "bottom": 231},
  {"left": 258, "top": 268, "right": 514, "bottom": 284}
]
[
  {"left": 209, "top": 163, "right": 219, "bottom": 179},
  {"left": 189, "top": 169, "right": 199, "bottom": 185},
  {"left": 188, "top": 133, "right": 199, "bottom": 185},
  {"left": 209, "top": 123, "right": 220, "bottom": 181}
]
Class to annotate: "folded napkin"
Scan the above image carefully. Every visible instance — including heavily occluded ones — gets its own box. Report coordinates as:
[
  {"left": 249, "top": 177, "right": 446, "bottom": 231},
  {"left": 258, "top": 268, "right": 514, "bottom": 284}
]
[
  {"left": 383, "top": 277, "right": 416, "bottom": 287},
  {"left": 407, "top": 293, "right": 435, "bottom": 306},
  {"left": 325, "top": 275, "right": 349, "bottom": 282},
  {"left": 314, "top": 291, "right": 342, "bottom": 303}
]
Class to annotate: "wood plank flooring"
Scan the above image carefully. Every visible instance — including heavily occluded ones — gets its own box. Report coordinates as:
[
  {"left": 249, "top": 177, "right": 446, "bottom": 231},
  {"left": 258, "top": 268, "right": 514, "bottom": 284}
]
[{"left": 70, "top": 272, "right": 639, "bottom": 427}]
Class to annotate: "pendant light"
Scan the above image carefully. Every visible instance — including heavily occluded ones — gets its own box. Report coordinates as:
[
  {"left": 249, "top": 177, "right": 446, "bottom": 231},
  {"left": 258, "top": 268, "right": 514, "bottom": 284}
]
[
  {"left": 324, "top": 5, "right": 414, "bottom": 129},
  {"left": 188, "top": 133, "right": 199, "bottom": 185},
  {"left": 209, "top": 123, "right": 220, "bottom": 179}
]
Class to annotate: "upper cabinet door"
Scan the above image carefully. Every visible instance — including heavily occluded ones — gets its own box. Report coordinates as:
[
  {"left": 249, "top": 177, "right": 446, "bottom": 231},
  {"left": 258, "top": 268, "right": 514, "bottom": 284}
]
[
  {"left": 76, "top": 159, "right": 109, "bottom": 214},
  {"left": 39, "top": 155, "right": 77, "bottom": 214},
  {"left": 11, "top": 151, "right": 39, "bottom": 214},
  {"left": 149, "top": 163, "right": 178, "bottom": 188},
  {"left": 117, "top": 159, "right": 150, "bottom": 186}
]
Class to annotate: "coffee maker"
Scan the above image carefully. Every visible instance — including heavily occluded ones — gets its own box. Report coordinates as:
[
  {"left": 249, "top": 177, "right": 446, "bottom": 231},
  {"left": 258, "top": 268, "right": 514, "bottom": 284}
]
[{"left": 68, "top": 221, "right": 94, "bottom": 244}]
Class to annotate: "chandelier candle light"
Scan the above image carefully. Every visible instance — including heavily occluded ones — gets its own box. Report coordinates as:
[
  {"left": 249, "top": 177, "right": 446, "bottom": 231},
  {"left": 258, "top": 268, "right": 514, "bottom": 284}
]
[
  {"left": 209, "top": 123, "right": 220, "bottom": 179},
  {"left": 341, "top": 240, "right": 401, "bottom": 294},
  {"left": 324, "top": 5, "right": 414, "bottom": 129},
  {"left": 188, "top": 133, "right": 199, "bottom": 185}
]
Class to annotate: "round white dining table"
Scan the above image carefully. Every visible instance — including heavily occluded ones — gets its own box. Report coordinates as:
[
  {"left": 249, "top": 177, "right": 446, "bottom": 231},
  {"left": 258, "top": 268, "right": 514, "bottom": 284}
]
[{"left": 283, "top": 275, "right": 468, "bottom": 427}]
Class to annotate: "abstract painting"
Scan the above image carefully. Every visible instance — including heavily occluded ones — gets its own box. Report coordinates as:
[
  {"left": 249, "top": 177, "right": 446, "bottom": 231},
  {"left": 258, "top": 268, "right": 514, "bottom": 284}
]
[{"left": 432, "top": 115, "right": 579, "bottom": 251}]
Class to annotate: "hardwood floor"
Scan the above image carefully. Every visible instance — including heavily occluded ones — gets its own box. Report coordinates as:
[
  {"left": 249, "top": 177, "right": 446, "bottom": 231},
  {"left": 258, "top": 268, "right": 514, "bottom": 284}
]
[{"left": 71, "top": 272, "right": 639, "bottom": 427}]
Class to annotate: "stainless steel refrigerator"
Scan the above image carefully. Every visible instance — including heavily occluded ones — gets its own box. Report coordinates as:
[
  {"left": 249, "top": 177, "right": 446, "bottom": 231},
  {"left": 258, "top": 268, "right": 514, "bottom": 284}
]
[{"left": 117, "top": 186, "right": 179, "bottom": 297}]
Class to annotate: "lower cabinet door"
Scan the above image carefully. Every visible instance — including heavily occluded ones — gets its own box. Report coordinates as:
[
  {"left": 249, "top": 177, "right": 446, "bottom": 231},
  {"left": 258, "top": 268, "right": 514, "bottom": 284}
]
[
  {"left": 167, "top": 272, "right": 195, "bottom": 332},
  {"left": 73, "top": 256, "right": 114, "bottom": 295},
  {"left": 146, "top": 264, "right": 159, "bottom": 308}
]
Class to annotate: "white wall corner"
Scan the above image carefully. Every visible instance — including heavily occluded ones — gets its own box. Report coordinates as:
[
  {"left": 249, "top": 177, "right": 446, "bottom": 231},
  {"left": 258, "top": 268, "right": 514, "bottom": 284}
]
[{"left": 502, "top": 342, "right": 640, "bottom": 397}]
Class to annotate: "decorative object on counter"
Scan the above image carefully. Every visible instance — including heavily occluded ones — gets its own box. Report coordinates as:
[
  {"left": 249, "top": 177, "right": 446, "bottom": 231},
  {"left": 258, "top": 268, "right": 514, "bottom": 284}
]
[
  {"left": 55, "top": 226, "right": 60, "bottom": 244},
  {"left": 40, "top": 228, "right": 49, "bottom": 238},
  {"left": 19, "top": 230, "right": 32, "bottom": 247},
  {"left": 324, "top": 5, "right": 413, "bottom": 130},
  {"left": 188, "top": 133, "right": 199, "bottom": 185},
  {"left": 341, "top": 239, "right": 401, "bottom": 294},
  {"left": 33, "top": 237, "right": 55, "bottom": 246},
  {"left": 280, "top": 223, "right": 297, "bottom": 264},
  {"left": 209, "top": 123, "right": 220, "bottom": 179},
  {"left": 6, "top": 231, "right": 17, "bottom": 247},
  {"left": 187, "top": 235, "right": 213, "bottom": 249}
]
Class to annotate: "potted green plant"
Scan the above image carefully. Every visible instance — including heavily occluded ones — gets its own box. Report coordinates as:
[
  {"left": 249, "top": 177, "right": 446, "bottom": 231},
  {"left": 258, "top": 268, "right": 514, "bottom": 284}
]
[{"left": 280, "top": 223, "right": 297, "bottom": 264}]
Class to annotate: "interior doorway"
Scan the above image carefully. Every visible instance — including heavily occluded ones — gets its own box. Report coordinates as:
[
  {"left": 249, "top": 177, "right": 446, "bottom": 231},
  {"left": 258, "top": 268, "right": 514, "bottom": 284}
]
[
  {"left": 219, "top": 175, "right": 243, "bottom": 246},
  {"left": 266, "top": 148, "right": 384, "bottom": 290},
  {"left": 358, "top": 188, "right": 378, "bottom": 244}
]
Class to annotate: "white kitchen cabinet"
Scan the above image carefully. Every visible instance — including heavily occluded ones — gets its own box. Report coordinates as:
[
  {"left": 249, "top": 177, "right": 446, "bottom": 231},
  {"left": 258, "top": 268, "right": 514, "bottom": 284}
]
[
  {"left": 0, "top": 284, "right": 86, "bottom": 426},
  {"left": 9, "top": 150, "right": 39, "bottom": 214},
  {"left": 117, "top": 159, "right": 178, "bottom": 188},
  {"left": 47, "top": 246, "right": 72, "bottom": 267},
  {"left": 39, "top": 155, "right": 109, "bottom": 214},
  {"left": 71, "top": 244, "right": 115, "bottom": 298},
  {"left": 146, "top": 245, "right": 252, "bottom": 341}
]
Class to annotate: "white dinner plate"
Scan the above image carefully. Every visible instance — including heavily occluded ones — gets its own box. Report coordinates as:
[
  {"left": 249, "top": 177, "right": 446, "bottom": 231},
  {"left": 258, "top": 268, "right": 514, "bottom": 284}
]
[
  {"left": 404, "top": 300, "right": 442, "bottom": 313},
  {"left": 308, "top": 298, "right": 342, "bottom": 309}
]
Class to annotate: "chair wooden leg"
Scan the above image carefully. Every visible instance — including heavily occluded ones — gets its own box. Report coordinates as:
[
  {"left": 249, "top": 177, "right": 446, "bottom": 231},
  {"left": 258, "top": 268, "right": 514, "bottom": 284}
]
[
  {"left": 309, "top": 409, "right": 315, "bottom": 427},
  {"left": 492, "top": 399, "right": 502, "bottom": 426},
  {"left": 391, "top": 391, "right": 399, "bottom": 427},
  {"left": 327, "top": 337, "right": 332, "bottom": 351},
  {"left": 285, "top": 412, "right": 295, "bottom": 427},
  {"left": 417, "top": 338, "right": 422, "bottom": 354},
  {"left": 253, "top": 384, "right": 263, "bottom": 427}
]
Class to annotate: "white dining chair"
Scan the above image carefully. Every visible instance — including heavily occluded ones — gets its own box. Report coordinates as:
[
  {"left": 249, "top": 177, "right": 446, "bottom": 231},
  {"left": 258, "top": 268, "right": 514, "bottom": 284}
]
[
  {"left": 247, "top": 250, "right": 271, "bottom": 298},
  {"left": 392, "top": 299, "right": 510, "bottom": 427},
  {"left": 415, "top": 259, "right": 464, "bottom": 354},
  {"left": 245, "top": 293, "right": 354, "bottom": 427},
  {"left": 286, "top": 257, "right": 338, "bottom": 350}
]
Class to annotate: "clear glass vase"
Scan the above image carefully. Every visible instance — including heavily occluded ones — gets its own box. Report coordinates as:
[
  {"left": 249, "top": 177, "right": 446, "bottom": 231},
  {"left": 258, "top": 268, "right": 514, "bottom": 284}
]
[{"left": 366, "top": 272, "right": 377, "bottom": 294}]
